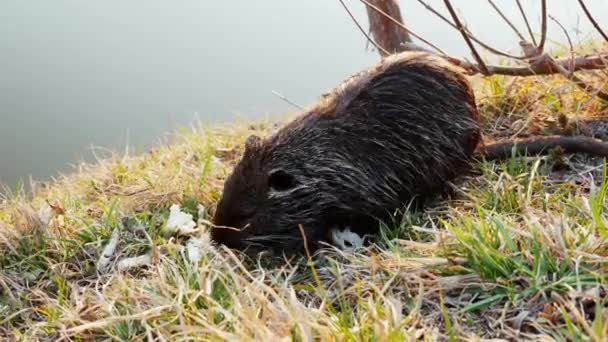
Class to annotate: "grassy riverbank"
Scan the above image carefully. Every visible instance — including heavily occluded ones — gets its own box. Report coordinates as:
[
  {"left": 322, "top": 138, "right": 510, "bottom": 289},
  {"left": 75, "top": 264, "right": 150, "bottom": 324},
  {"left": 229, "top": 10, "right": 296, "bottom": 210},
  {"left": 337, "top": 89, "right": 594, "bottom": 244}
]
[{"left": 1, "top": 66, "right": 608, "bottom": 339}]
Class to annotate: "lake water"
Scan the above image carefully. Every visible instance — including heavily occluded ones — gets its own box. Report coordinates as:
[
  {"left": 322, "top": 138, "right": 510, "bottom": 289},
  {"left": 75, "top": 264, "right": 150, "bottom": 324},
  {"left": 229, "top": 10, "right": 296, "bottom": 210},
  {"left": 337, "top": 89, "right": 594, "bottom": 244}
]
[{"left": 1, "top": 0, "right": 607, "bottom": 190}]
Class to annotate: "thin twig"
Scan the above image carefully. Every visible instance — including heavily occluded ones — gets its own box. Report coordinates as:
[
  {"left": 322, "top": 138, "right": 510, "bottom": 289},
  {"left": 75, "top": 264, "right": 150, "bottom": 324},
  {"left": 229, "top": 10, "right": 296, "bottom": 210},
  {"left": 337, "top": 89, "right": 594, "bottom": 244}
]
[
  {"left": 552, "top": 293, "right": 597, "bottom": 338},
  {"left": 298, "top": 223, "right": 325, "bottom": 292},
  {"left": 359, "top": 0, "right": 448, "bottom": 55},
  {"left": 516, "top": 0, "right": 537, "bottom": 45},
  {"left": 576, "top": 0, "right": 608, "bottom": 43},
  {"left": 298, "top": 224, "right": 312, "bottom": 260},
  {"left": 487, "top": 0, "right": 526, "bottom": 41},
  {"left": 271, "top": 90, "right": 305, "bottom": 110},
  {"left": 549, "top": 14, "right": 576, "bottom": 74},
  {"left": 549, "top": 15, "right": 574, "bottom": 57},
  {"left": 338, "top": 0, "right": 391, "bottom": 56},
  {"left": 65, "top": 305, "right": 173, "bottom": 334},
  {"left": 442, "top": 0, "right": 489, "bottom": 75},
  {"left": 538, "top": 0, "right": 548, "bottom": 52},
  {"left": 415, "top": 0, "right": 525, "bottom": 60}
]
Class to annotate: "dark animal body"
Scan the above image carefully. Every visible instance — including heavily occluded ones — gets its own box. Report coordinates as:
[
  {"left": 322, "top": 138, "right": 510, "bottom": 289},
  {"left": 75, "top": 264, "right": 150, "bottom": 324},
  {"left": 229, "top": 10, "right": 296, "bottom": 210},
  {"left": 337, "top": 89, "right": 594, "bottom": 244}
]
[{"left": 212, "top": 52, "right": 608, "bottom": 253}]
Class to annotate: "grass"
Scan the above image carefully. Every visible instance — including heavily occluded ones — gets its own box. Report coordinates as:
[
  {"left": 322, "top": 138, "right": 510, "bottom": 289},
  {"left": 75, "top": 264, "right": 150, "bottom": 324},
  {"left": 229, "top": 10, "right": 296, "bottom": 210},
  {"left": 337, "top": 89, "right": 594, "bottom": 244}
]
[{"left": 1, "top": 48, "right": 608, "bottom": 340}]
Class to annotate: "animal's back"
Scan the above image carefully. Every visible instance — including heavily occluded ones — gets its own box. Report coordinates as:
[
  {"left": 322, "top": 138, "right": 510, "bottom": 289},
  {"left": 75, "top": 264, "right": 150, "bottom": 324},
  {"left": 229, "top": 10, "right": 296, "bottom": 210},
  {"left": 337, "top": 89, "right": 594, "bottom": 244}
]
[{"left": 268, "top": 53, "right": 480, "bottom": 218}]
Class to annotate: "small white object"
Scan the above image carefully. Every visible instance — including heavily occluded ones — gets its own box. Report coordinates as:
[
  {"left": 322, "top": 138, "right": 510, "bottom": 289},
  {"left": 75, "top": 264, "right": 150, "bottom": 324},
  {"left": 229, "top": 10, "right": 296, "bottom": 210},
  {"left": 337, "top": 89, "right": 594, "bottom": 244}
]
[
  {"left": 186, "top": 231, "right": 214, "bottom": 263},
  {"left": 196, "top": 204, "right": 207, "bottom": 228},
  {"left": 330, "top": 226, "right": 365, "bottom": 250},
  {"left": 166, "top": 204, "right": 197, "bottom": 235},
  {"left": 211, "top": 156, "right": 223, "bottom": 166},
  {"left": 116, "top": 254, "right": 152, "bottom": 272},
  {"left": 186, "top": 238, "right": 204, "bottom": 263},
  {"left": 37, "top": 203, "right": 54, "bottom": 227},
  {"left": 97, "top": 227, "right": 121, "bottom": 273}
]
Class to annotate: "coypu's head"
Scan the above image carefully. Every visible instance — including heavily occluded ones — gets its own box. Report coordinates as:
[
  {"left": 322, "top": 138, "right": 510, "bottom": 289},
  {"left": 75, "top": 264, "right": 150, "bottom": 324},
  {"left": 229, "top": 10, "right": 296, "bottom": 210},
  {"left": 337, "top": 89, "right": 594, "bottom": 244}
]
[
  {"left": 212, "top": 52, "right": 480, "bottom": 253},
  {"left": 211, "top": 132, "right": 337, "bottom": 252},
  {"left": 212, "top": 130, "right": 380, "bottom": 252}
]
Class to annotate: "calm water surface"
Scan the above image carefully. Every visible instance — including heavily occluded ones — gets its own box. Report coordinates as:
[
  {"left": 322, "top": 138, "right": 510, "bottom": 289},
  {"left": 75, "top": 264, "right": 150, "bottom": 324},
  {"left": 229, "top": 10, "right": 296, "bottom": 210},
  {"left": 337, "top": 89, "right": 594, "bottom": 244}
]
[{"left": 1, "top": 0, "right": 606, "bottom": 189}]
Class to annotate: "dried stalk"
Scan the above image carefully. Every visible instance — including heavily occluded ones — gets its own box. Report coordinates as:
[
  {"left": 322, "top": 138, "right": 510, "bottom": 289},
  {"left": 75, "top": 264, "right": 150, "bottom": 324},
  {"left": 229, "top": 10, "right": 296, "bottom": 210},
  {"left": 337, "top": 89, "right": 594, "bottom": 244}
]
[
  {"left": 538, "top": 0, "right": 548, "bottom": 52},
  {"left": 549, "top": 15, "right": 574, "bottom": 57},
  {"left": 338, "top": 0, "right": 391, "bottom": 56},
  {"left": 416, "top": 0, "right": 525, "bottom": 60},
  {"left": 487, "top": 0, "right": 526, "bottom": 42},
  {"left": 442, "top": 0, "right": 490, "bottom": 75},
  {"left": 576, "top": 0, "right": 608, "bottom": 43},
  {"left": 516, "top": 0, "right": 537, "bottom": 45}
]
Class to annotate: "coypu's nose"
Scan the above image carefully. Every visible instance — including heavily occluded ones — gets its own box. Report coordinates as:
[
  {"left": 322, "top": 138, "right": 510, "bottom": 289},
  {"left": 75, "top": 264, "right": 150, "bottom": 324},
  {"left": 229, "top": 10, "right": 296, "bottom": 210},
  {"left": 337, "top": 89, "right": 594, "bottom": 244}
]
[
  {"left": 212, "top": 199, "right": 250, "bottom": 248},
  {"left": 210, "top": 225, "right": 246, "bottom": 249}
]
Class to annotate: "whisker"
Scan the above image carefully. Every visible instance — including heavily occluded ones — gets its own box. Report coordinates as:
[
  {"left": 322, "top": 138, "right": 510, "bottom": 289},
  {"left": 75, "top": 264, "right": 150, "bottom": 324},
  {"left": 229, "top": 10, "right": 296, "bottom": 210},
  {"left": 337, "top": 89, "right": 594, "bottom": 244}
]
[
  {"left": 207, "top": 223, "right": 250, "bottom": 232},
  {"left": 244, "top": 235, "right": 301, "bottom": 242},
  {"left": 243, "top": 241, "right": 266, "bottom": 249}
]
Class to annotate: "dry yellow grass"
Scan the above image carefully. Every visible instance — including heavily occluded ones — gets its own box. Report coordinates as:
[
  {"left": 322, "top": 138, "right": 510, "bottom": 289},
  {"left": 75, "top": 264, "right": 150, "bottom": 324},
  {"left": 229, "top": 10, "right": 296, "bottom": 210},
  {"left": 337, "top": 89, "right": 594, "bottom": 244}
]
[{"left": 1, "top": 50, "right": 608, "bottom": 340}]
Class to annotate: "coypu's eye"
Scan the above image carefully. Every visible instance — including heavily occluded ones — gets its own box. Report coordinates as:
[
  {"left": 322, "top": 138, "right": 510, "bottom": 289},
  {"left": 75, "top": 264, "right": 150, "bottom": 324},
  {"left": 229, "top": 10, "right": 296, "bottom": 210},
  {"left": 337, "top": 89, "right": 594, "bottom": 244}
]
[{"left": 268, "top": 170, "right": 297, "bottom": 192}]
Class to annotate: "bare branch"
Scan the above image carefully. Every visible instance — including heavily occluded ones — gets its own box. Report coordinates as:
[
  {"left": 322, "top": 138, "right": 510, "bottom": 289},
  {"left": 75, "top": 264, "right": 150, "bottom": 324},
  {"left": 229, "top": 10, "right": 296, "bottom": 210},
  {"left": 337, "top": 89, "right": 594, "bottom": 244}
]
[
  {"left": 516, "top": 0, "right": 537, "bottom": 45},
  {"left": 487, "top": 0, "right": 526, "bottom": 42},
  {"left": 416, "top": 0, "right": 525, "bottom": 60},
  {"left": 442, "top": 0, "right": 489, "bottom": 75},
  {"left": 359, "top": 0, "right": 448, "bottom": 55},
  {"left": 480, "top": 136, "right": 608, "bottom": 160},
  {"left": 338, "top": 0, "right": 391, "bottom": 56},
  {"left": 352, "top": 0, "right": 608, "bottom": 101},
  {"left": 577, "top": 0, "right": 608, "bottom": 43},
  {"left": 545, "top": 55, "right": 608, "bottom": 102},
  {"left": 451, "top": 54, "right": 608, "bottom": 77},
  {"left": 365, "top": 0, "right": 411, "bottom": 54},
  {"left": 538, "top": 0, "right": 548, "bottom": 52}
]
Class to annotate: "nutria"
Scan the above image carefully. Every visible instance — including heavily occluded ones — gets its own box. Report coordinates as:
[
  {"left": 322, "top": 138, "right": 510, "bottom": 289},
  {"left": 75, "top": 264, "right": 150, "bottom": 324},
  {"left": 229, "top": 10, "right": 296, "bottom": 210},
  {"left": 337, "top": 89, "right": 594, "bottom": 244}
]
[{"left": 211, "top": 51, "right": 608, "bottom": 253}]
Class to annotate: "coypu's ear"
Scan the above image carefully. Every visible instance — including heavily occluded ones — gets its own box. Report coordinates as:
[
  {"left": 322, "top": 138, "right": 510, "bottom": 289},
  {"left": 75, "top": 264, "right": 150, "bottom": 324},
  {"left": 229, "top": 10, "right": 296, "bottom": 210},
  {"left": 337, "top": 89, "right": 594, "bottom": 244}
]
[{"left": 244, "top": 135, "right": 261, "bottom": 155}]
